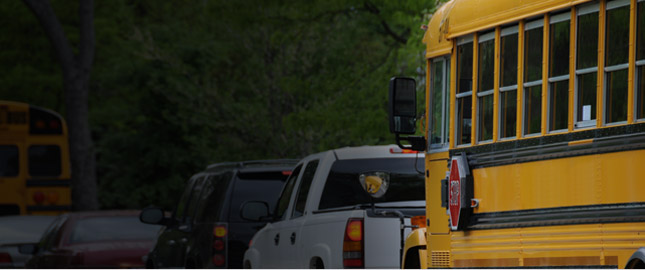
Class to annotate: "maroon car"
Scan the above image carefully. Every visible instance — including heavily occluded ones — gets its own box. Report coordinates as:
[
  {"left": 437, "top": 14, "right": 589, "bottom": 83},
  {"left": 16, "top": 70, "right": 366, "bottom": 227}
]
[{"left": 21, "top": 210, "right": 161, "bottom": 268}]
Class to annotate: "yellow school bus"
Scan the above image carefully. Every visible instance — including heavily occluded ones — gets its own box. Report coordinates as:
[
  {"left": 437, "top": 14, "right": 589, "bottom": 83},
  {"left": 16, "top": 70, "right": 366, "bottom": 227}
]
[
  {"left": 0, "top": 100, "right": 71, "bottom": 216},
  {"left": 389, "top": 0, "right": 645, "bottom": 268}
]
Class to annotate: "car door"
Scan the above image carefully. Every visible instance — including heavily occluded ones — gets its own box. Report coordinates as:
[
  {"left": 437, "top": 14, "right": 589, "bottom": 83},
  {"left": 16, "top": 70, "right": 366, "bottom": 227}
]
[
  {"left": 153, "top": 174, "right": 205, "bottom": 268},
  {"left": 283, "top": 158, "right": 320, "bottom": 268},
  {"left": 258, "top": 164, "right": 302, "bottom": 268}
]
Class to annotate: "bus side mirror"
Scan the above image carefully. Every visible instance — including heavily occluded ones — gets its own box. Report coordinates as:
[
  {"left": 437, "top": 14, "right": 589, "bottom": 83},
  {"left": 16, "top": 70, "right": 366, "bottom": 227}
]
[{"left": 388, "top": 77, "right": 417, "bottom": 135}]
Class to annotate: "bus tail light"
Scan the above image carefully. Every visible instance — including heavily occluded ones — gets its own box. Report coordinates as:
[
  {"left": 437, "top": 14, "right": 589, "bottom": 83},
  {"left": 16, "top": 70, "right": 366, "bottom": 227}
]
[
  {"left": 33, "top": 192, "right": 45, "bottom": 205},
  {"left": 212, "top": 223, "right": 227, "bottom": 268},
  {"left": 343, "top": 218, "right": 364, "bottom": 268}
]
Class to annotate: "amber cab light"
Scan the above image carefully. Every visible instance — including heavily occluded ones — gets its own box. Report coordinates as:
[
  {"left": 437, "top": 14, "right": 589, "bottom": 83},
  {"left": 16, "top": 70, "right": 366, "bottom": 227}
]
[
  {"left": 389, "top": 147, "right": 419, "bottom": 154},
  {"left": 411, "top": 215, "right": 426, "bottom": 228}
]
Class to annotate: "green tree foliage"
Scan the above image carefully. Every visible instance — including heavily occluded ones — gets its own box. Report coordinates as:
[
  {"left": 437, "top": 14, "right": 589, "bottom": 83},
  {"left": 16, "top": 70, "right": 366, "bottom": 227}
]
[{"left": 1, "top": 0, "right": 438, "bottom": 209}]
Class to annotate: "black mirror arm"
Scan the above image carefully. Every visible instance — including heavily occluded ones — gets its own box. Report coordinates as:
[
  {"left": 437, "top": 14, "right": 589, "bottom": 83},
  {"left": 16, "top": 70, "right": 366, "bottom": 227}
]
[{"left": 395, "top": 134, "right": 426, "bottom": 151}]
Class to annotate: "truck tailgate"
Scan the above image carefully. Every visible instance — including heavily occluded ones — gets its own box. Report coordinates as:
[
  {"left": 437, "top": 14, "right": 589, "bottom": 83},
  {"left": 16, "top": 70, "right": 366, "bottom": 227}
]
[{"left": 364, "top": 215, "right": 412, "bottom": 268}]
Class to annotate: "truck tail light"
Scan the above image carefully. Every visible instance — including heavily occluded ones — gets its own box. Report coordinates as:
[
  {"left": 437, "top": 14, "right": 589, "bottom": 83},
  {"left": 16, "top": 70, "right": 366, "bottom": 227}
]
[
  {"left": 0, "top": 252, "right": 12, "bottom": 263},
  {"left": 343, "top": 218, "right": 364, "bottom": 268},
  {"left": 212, "top": 223, "right": 227, "bottom": 268}
]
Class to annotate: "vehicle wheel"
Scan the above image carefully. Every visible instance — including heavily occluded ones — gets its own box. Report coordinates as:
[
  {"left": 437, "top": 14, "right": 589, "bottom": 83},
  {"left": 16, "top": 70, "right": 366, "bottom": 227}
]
[
  {"left": 626, "top": 259, "right": 645, "bottom": 269},
  {"left": 403, "top": 247, "right": 421, "bottom": 269},
  {"left": 146, "top": 260, "right": 154, "bottom": 269},
  {"left": 310, "top": 257, "right": 324, "bottom": 269}
]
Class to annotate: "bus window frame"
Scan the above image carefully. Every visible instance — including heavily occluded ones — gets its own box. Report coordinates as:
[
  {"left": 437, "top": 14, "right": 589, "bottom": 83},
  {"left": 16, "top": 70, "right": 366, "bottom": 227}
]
[
  {"left": 603, "top": 0, "right": 630, "bottom": 126},
  {"left": 429, "top": 55, "right": 451, "bottom": 152},
  {"left": 498, "top": 25, "right": 519, "bottom": 141},
  {"left": 456, "top": 35, "right": 475, "bottom": 148},
  {"left": 477, "top": 31, "right": 496, "bottom": 144},
  {"left": 523, "top": 19, "right": 545, "bottom": 138},
  {"left": 636, "top": 0, "right": 645, "bottom": 122},
  {"left": 547, "top": 11, "right": 572, "bottom": 134},
  {"left": 574, "top": 2, "right": 600, "bottom": 129}
]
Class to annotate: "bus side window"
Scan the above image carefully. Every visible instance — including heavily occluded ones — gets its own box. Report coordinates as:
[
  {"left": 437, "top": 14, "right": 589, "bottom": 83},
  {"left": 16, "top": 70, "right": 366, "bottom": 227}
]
[
  {"left": 429, "top": 56, "right": 450, "bottom": 149},
  {"left": 548, "top": 11, "right": 571, "bottom": 133},
  {"left": 523, "top": 19, "right": 544, "bottom": 136},
  {"left": 637, "top": 0, "right": 645, "bottom": 121},
  {"left": 456, "top": 36, "right": 474, "bottom": 146},
  {"left": 604, "top": 0, "right": 630, "bottom": 124},
  {"left": 499, "top": 25, "right": 519, "bottom": 140},
  {"left": 477, "top": 31, "right": 495, "bottom": 143},
  {"left": 575, "top": 3, "right": 599, "bottom": 128}
]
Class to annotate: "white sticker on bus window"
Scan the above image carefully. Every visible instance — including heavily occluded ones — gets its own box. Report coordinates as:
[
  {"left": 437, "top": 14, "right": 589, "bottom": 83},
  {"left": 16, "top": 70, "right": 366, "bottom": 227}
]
[{"left": 583, "top": 105, "right": 592, "bottom": 121}]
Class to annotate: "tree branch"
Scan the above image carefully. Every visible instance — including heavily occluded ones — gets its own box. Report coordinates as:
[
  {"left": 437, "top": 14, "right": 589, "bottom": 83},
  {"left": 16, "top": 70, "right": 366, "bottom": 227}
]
[
  {"left": 363, "top": 1, "right": 408, "bottom": 45},
  {"left": 22, "top": 0, "right": 76, "bottom": 77},
  {"left": 79, "top": 0, "right": 95, "bottom": 74}
]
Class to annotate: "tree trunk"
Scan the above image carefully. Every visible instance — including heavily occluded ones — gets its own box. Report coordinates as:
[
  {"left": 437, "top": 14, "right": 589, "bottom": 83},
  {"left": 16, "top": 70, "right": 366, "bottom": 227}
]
[{"left": 23, "top": 0, "right": 98, "bottom": 211}]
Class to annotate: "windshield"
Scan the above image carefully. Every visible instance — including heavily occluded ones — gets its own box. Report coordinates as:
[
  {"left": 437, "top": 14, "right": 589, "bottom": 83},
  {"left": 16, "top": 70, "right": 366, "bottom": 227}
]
[
  {"left": 69, "top": 216, "right": 161, "bottom": 244},
  {"left": 318, "top": 157, "right": 424, "bottom": 210},
  {"left": 0, "top": 215, "right": 56, "bottom": 244}
]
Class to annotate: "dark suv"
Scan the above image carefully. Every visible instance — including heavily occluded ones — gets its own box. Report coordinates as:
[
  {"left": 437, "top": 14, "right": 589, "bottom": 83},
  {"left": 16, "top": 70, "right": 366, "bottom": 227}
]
[{"left": 140, "top": 160, "right": 296, "bottom": 268}]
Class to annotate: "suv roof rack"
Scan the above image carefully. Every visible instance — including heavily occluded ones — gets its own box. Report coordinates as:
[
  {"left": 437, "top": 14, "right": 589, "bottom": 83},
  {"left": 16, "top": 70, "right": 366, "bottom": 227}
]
[{"left": 205, "top": 159, "right": 298, "bottom": 171}]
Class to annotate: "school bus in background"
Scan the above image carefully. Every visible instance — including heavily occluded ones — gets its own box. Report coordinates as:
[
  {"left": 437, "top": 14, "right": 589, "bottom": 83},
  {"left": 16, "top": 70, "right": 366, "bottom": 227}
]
[
  {"left": 0, "top": 100, "right": 71, "bottom": 216},
  {"left": 388, "top": 0, "right": 645, "bottom": 268}
]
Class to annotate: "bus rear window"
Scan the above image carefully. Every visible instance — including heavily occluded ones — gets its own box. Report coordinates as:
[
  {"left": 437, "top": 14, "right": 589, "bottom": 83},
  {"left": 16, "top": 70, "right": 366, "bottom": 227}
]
[
  {"left": 318, "top": 158, "right": 425, "bottom": 210},
  {"left": 28, "top": 145, "right": 61, "bottom": 177},
  {"left": 0, "top": 145, "right": 19, "bottom": 177}
]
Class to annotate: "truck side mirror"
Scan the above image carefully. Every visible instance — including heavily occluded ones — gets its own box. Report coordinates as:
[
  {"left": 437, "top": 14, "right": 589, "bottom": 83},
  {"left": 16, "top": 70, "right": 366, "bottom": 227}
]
[
  {"left": 241, "top": 201, "right": 271, "bottom": 222},
  {"left": 388, "top": 77, "right": 417, "bottom": 135}
]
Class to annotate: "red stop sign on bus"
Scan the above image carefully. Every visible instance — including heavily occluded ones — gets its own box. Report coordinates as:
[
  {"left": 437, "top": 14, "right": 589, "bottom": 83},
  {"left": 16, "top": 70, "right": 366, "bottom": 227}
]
[{"left": 448, "top": 159, "right": 461, "bottom": 230}]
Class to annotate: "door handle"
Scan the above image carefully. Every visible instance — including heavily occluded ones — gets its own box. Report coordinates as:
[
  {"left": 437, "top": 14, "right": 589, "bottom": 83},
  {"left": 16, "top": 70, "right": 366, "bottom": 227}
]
[
  {"left": 274, "top": 233, "right": 280, "bottom": 246},
  {"left": 290, "top": 232, "right": 296, "bottom": 245}
]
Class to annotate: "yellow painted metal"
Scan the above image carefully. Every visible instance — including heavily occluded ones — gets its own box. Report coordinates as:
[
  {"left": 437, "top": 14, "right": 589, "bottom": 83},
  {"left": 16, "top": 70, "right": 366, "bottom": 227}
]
[
  {"left": 426, "top": 234, "right": 452, "bottom": 268},
  {"left": 449, "top": 222, "right": 645, "bottom": 268},
  {"left": 517, "top": 21, "right": 525, "bottom": 139},
  {"left": 597, "top": 0, "right": 606, "bottom": 127},
  {"left": 424, "top": 2, "right": 454, "bottom": 59},
  {"left": 493, "top": 27, "right": 500, "bottom": 142},
  {"left": 471, "top": 34, "right": 479, "bottom": 146},
  {"left": 472, "top": 149, "right": 645, "bottom": 213},
  {"left": 568, "top": 138, "right": 594, "bottom": 146},
  {"left": 430, "top": 0, "right": 593, "bottom": 40},
  {"left": 426, "top": 152, "right": 450, "bottom": 234},
  {"left": 568, "top": 11, "right": 576, "bottom": 132},
  {"left": 542, "top": 15, "right": 549, "bottom": 136},
  {"left": 628, "top": 0, "right": 637, "bottom": 123},
  {"left": 450, "top": 50, "right": 457, "bottom": 149},
  {"left": 403, "top": 228, "right": 427, "bottom": 269}
]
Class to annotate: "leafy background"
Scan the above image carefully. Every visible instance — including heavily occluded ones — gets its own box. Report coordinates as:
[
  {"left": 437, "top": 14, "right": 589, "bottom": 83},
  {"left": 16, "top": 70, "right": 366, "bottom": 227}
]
[{"left": 0, "top": 0, "right": 441, "bottom": 209}]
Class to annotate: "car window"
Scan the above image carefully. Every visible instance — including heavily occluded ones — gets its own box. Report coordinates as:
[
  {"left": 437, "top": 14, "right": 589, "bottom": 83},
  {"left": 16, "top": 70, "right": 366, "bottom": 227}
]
[
  {"left": 291, "top": 160, "right": 319, "bottom": 218},
  {"left": 69, "top": 216, "right": 161, "bottom": 244},
  {"left": 195, "top": 172, "right": 232, "bottom": 223},
  {"left": 0, "top": 215, "right": 56, "bottom": 244},
  {"left": 173, "top": 175, "right": 201, "bottom": 222},
  {"left": 275, "top": 164, "right": 302, "bottom": 221},
  {"left": 318, "top": 158, "right": 425, "bottom": 210},
  {"left": 38, "top": 215, "right": 67, "bottom": 251},
  {"left": 227, "top": 171, "right": 290, "bottom": 223},
  {"left": 184, "top": 176, "right": 206, "bottom": 223}
]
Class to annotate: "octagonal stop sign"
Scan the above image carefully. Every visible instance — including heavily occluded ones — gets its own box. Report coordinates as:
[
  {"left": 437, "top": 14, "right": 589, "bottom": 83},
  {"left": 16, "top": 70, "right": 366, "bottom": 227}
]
[{"left": 448, "top": 154, "right": 471, "bottom": 230}]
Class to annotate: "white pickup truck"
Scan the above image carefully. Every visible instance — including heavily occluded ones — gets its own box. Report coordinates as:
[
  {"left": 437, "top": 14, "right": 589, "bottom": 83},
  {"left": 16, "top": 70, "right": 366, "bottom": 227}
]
[{"left": 242, "top": 145, "right": 425, "bottom": 268}]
